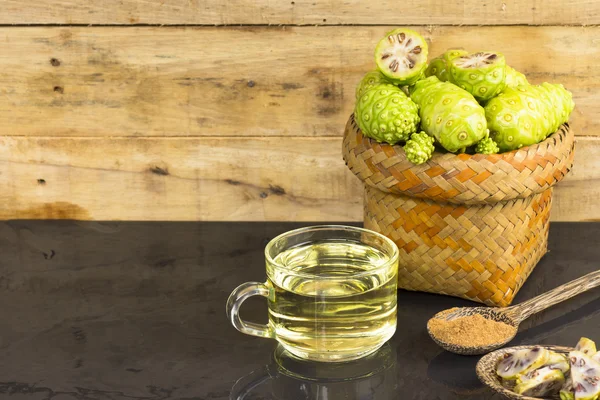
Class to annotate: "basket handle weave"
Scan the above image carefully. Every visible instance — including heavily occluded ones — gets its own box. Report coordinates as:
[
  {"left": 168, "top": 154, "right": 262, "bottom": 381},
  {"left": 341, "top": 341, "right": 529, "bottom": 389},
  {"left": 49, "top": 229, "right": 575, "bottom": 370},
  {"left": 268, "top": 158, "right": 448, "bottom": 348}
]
[{"left": 507, "top": 270, "right": 600, "bottom": 322}]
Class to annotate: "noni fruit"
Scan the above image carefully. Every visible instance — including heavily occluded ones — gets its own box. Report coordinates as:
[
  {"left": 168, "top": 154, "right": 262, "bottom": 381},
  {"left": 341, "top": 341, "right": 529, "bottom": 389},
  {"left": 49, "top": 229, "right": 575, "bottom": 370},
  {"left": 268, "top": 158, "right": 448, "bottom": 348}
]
[
  {"left": 560, "top": 375, "right": 574, "bottom": 400},
  {"left": 485, "top": 86, "right": 547, "bottom": 151},
  {"left": 496, "top": 347, "right": 551, "bottom": 380},
  {"left": 575, "top": 337, "right": 597, "bottom": 356},
  {"left": 475, "top": 136, "right": 500, "bottom": 154},
  {"left": 425, "top": 57, "right": 447, "bottom": 81},
  {"left": 425, "top": 49, "right": 468, "bottom": 82},
  {"left": 568, "top": 351, "right": 600, "bottom": 400},
  {"left": 355, "top": 83, "right": 420, "bottom": 144},
  {"left": 485, "top": 83, "right": 574, "bottom": 151},
  {"left": 505, "top": 66, "right": 529, "bottom": 89},
  {"left": 375, "top": 28, "right": 429, "bottom": 86},
  {"left": 538, "top": 82, "right": 575, "bottom": 133},
  {"left": 514, "top": 367, "right": 565, "bottom": 397},
  {"left": 409, "top": 76, "right": 487, "bottom": 153},
  {"left": 543, "top": 352, "right": 570, "bottom": 374},
  {"left": 356, "top": 70, "right": 391, "bottom": 100},
  {"left": 404, "top": 131, "right": 435, "bottom": 165},
  {"left": 449, "top": 51, "right": 507, "bottom": 102}
]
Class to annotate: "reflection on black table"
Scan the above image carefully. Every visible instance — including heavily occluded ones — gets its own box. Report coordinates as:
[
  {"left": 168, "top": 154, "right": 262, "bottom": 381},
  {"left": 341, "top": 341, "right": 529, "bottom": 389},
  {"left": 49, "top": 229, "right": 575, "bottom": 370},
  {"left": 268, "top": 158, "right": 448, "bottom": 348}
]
[
  {"left": 231, "top": 344, "right": 397, "bottom": 400},
  {"left": 0, "top": 221, "right": 598, "bottom": 399}
]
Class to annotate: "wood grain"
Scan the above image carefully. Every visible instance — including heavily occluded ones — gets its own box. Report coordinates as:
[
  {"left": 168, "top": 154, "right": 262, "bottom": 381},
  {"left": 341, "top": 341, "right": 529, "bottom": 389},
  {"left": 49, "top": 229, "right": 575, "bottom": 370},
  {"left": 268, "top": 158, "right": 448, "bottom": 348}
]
[
  {"left": 552, "top": 136, "right": 600, "bottom": 222},
  {"left": 0, "top": 136, "right": 364, "bottom": 221},
  {"left": 0, "top": 0, "right": 598, "bottom": 25},
  {"left": 0, "top": 136, "right": 598, "bottom": 221},
  {"left": 0, "top": 26, "right": 598, "bottom": 137}
]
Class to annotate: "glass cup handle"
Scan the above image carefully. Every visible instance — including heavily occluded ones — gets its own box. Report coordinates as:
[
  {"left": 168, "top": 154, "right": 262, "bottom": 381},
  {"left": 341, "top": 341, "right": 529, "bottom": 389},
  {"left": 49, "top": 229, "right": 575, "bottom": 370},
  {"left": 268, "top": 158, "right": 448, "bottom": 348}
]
[{"left": 226, "top": 282, "right": 274, "bottom": 338}]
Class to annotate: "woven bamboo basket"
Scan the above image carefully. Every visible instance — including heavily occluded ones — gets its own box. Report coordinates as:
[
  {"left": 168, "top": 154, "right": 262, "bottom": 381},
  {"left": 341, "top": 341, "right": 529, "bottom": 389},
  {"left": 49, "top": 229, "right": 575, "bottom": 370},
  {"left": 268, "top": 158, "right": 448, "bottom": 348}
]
[{"left": 342, "top": 115, "right": 575, "bottom": 307}]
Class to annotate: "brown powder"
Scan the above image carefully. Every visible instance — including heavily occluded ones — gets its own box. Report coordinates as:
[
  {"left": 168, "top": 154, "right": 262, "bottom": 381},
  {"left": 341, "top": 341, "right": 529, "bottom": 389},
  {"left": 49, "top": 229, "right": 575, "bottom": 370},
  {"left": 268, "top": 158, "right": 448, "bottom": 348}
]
[{"left": 428, "top": 310, "right": 517, "bottom": 347}]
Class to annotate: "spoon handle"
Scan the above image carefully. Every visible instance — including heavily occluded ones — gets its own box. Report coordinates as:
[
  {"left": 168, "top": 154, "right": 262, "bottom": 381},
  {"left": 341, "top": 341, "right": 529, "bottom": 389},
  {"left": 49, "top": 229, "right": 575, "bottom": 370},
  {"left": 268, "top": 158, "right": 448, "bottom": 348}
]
[{"left": 507, "top": 270, "right": 600, "bottom": 322}]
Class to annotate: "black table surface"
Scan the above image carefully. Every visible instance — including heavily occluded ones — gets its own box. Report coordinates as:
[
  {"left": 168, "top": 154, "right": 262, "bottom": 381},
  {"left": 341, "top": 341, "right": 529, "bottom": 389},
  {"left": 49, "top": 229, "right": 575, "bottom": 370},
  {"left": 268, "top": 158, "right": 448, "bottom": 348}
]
[{"left": 0, "top": 221, "right": 598, "bottom": 399}]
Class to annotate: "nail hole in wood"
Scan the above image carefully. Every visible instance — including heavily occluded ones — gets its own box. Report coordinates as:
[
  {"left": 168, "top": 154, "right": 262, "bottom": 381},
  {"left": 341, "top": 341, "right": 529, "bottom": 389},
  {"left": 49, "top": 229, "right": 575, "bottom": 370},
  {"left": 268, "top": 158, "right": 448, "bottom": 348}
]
[
  {"left": 53, "top": 86, "right": 64, "bottom": 94},
  {"left": 37, "top": 178, "right": 46, "bottom": 185},
  {"left": 50, "top": 58, "right": 61, "bottom": 67},
  {"left": 43, "top": 249, "right": 56, "bottom": 260}
]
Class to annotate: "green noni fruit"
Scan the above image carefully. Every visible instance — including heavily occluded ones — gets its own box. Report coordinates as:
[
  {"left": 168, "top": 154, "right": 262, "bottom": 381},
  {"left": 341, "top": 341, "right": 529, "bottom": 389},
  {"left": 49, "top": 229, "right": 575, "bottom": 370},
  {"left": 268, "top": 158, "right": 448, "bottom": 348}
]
[
  {"left": 485, "top": 83, "right": 574, "bottom": 151},
  {"left": 523, "top": 85, "right": 558, "bottom": 136},
  {"left": 355, "top": 83, "right": 420, "bottom": 144},
  {"left": 404, "top": 131, "right": 435, "bottom": 165},
  {"left": 475, "top": 136, "right": 500, "bottom": 154},
  {"left": 409, "top": 76, "right": 488, "bottom": 153},
  {"left": 485, "top": 86, "right": 547, "bottom": 151},
  {"left": 425, "top": 49, "right": 468, "bottom": 82},
  {"left": 568, "top": 351, "right": 600, "bottom": 400},
  {"left": 559, "top": 391, "right": 574, "bottom": 400},
  {"left": 375, "top": 28, "right": 429, "bottom": 86},
  {"left": 505, "top": 66, "right": 529, "bottom": 88},
  {"left": 449, "top": 51, "right": 507, "bottom": 102},
  {"left": 425, "top": 57, "right": 447, "bottom": 81},
  {"left": 514, "top": 367, "right": 565, "bottom": 397},
  {"left": 355, "top": 70, "right": 391, "bottom": 100},
  {"left": 539, "top": 82, "right": 574, "bottom": 133}
]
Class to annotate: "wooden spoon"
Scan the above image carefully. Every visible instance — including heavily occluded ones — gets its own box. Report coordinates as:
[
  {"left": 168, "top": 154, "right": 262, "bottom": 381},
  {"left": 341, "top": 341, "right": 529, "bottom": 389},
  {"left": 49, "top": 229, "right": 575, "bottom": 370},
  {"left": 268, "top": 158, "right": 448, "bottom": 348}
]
[{"left": 427, "top": 270, "right": 600, "bottom": 355}]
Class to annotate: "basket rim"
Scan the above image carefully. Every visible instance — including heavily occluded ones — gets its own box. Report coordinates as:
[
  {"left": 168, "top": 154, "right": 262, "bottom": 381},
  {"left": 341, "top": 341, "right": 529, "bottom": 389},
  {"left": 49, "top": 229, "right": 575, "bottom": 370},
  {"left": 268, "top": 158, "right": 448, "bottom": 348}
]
[
  {"left": 347, "top": 113, "right": 571, "bottom": 163},
  {"left": 342, "top": 113, "right": 575, "bottom": 204},
  {"left": 476, "top": 345, "right": 574, "bottom": 400}
]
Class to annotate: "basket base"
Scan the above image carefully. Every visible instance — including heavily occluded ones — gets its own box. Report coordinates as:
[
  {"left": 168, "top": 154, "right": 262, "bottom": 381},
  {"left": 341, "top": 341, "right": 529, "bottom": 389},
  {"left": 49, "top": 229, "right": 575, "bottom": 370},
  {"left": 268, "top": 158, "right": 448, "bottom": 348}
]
[{"left": 364, "top": 186, "right": 552, "bottom": 307}]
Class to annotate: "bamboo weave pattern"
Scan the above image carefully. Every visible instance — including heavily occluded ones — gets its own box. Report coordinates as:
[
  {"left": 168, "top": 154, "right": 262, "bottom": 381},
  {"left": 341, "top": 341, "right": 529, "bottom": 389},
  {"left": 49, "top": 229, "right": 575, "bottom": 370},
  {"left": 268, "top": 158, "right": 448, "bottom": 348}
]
[
  {"left": 343, "top": 115, "right": 574, "bottom": 205},
  {"left": 343, "top": 114, "right": 574, "bottom": 306}
]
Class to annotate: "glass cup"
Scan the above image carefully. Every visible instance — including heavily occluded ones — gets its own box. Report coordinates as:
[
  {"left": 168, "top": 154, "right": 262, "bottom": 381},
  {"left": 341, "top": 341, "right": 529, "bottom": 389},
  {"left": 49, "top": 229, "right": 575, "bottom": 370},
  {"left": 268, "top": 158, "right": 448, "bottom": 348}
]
[{"left": 226, "top": 225, "right": 399, "bottom": 362}]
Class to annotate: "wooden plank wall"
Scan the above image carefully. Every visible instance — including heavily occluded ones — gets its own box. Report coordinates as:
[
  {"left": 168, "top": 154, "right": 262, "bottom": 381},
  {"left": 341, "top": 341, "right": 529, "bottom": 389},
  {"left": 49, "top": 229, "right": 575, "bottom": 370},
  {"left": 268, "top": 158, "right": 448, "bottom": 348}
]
[{"left": 0, "top": 1, "right": 598, "bottom": 221}]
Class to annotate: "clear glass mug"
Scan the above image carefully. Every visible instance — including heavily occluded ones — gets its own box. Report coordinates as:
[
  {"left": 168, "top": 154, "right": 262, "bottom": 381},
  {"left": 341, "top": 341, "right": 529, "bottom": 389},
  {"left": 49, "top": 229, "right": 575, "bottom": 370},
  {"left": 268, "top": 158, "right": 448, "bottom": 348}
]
[{"left": 226, "top": 225, "right": 399, "bottom": 362}]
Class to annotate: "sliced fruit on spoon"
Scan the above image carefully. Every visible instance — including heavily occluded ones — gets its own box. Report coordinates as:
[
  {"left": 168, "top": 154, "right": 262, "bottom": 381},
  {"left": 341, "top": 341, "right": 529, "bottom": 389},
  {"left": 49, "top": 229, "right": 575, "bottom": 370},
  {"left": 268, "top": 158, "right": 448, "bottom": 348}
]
[
  {"left": 544, "top": 351, "right": 571, "bottom": 373},
  {"left": 560, "top": 375, "right": 575, "bottom": 400},
  {"left": 569, "top": 350, "right": 600, "bottom": 400},
  {"left": 496, "top": 347, "right": 550, "bottom": 380},
  {"left": 576, "top": 337, "right": 597, "bottom": 356},
  {"left": 514, "top": 366, "right": 565, "bottom": 397}
]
